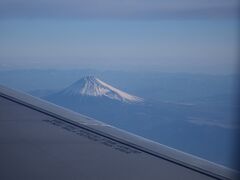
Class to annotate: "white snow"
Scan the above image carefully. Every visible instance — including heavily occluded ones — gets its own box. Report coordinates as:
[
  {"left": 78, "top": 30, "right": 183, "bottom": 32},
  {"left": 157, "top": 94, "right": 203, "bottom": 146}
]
[{"left": 61, "top": 76, "right": 143, "bottom": 103}]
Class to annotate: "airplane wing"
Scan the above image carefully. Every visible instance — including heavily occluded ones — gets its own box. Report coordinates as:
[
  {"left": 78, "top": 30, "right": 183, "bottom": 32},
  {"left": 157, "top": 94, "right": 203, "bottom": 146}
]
[{"left": 0, "top": 85, "right": 239, "bottom": 180}]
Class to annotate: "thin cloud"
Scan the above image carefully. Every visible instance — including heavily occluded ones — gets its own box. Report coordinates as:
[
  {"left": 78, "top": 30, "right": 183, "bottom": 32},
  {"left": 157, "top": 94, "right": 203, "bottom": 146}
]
[{"left": 0, "top": 0, "right": 239, "bottom": 19}]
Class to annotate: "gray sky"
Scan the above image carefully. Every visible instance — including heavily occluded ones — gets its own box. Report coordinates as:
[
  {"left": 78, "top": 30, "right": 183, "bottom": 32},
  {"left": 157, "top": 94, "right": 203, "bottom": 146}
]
[
  {"left": 0, "top": 0, "right": 239, "bottom": 19},
  {"left": 0, "top": 0, "right": 239, "bottom": 74}
]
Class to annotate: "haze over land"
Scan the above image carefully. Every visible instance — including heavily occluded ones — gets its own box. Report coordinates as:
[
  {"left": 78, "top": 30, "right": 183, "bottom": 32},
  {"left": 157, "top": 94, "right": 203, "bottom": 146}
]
[{"left": 0, "top": 1, "right": 239, "bottom": 74}]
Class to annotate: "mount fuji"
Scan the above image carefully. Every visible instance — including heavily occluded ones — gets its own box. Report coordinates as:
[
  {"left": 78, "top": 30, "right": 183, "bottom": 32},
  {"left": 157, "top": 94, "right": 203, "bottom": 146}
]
[
  {"left": 58, "top": 76, "right": 143, "bottom": 103},
  {"left": 45, "top": 76, "right": 145, "bottom": 125}
]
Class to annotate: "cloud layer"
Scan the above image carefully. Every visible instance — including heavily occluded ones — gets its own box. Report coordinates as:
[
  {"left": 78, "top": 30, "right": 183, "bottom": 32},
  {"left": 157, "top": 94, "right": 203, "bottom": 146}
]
[{"left": 0, "top": 0, "right": 239, "bottom": 19}]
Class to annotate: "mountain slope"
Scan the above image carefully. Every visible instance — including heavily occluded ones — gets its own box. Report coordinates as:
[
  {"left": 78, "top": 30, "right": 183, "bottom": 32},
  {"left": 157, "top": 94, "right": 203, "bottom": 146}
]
[
  {"left": 45, "top": 76, "right": 145, "bottom": 126},
  {"left": 58, "top": 76, "right": 143, "bottom": 103}
]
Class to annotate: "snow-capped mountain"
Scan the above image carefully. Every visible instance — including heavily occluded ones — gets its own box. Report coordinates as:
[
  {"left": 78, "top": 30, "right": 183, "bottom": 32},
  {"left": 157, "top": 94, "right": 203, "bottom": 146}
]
[{"left": 59, "top": 76, "right": 143, "bottom": 103}]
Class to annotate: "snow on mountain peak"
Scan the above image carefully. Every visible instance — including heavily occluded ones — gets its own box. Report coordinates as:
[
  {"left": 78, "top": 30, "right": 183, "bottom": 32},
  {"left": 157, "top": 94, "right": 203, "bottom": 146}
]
[{"left": 61, "top": 76, "right": 143, "bottom": 103}]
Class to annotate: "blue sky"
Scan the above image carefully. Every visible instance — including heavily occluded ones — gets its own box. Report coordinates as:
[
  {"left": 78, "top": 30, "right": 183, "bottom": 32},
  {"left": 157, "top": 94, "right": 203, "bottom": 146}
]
[{"left": 0, "top": 0, "right": 239, "bottom": 74}]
